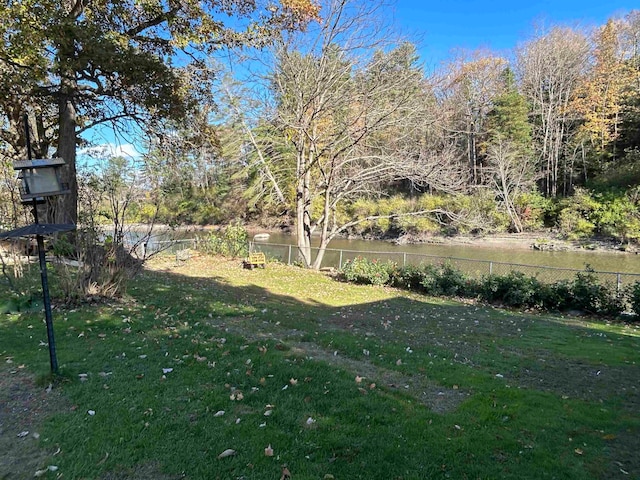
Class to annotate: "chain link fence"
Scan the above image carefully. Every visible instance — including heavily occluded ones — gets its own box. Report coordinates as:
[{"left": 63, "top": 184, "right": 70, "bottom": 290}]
[{"left": 250, "top": 242, "right": 640, "bottom": 292}]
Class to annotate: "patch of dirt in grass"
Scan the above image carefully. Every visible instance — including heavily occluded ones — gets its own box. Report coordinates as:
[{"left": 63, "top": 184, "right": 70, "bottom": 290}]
[
  {"left": 0, "top": 366, "right": 66, "bottom": 480},
  {"left": 208, "top": 316, "right": 466, "bottom": 413},
  {"left": 290, "top": 342, "right": 468, "bottom": 414}
]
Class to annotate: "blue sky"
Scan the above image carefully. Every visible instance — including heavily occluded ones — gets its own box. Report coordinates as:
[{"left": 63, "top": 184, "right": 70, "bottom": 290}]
[
  {"left": 393, "top": 0, "right": 638, "bottom": 66},
  {"left": 86, "top": 0, "right": 639, "bottom": 158}
]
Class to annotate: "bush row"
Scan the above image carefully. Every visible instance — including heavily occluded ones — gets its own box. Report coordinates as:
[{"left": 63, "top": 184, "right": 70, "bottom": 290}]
[{"left": 339, "top": 256, "right": 640, "bottom": 319}]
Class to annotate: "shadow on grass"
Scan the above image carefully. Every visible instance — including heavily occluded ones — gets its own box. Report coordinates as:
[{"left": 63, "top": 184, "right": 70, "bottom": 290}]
[
  {"left": 131, "top": 259, "right": 640, "bottom": 405},
  {"left": 1, "top": 256, "right": 639, "bottom": 480}
]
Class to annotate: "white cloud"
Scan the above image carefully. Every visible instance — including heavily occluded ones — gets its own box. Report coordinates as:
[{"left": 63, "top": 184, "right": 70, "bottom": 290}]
[{"left": 79, "top": 143, "right": 141, "bottom": 160}]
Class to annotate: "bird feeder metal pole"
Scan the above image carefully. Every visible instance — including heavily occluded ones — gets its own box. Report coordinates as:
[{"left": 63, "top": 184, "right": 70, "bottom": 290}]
[{"left": 24, "top": 115, "right": 59, "bottom": 375}]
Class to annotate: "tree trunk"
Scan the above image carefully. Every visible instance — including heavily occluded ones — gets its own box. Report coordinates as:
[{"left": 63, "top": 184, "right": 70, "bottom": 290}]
[
  {"left": 295, "top": 151, "right": 312, "bottom": 267},
  {"left": 52, "top": 4, "right": 79, "bottom": 225},
  {"left": 311, "top": 188, "right": 333, "bottom": 270},
  {"left": 54, "top": 88, "right": 78, "bottom": 225}
]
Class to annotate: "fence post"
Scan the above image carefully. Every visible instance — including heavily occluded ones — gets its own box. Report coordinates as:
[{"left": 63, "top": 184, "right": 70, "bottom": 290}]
[
  {"left": 339, "top": 250, "right": 343, "bottom": 269},
  {"left": 489, "top": 262, "right": 493, "bottom": 275},
  {"left": 288, "top": 244, "right": 292, "bottom": 265},
  {"left": 617, "top": 273, "right": 622, "bottom": 293},
  {"left": 403, "top": 252, "right": 407, "bottom": 267}
]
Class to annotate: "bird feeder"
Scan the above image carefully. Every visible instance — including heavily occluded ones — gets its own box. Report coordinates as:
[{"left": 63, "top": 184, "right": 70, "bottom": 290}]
[{"left": 14, "top": 158, "right": 70, "bottom": 202}]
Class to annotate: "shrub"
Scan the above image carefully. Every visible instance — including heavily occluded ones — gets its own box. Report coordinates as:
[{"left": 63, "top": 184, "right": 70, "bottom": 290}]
[
  {"left": 559, "top": 210, "right": 596, "bottom": 239},
  {"left": 479, "top": 271, "right": 543, "bottom": 308},
  {"left": 339, "top": 258, "right": 625, "bottom": 318},
  {"left": 198, "top": 223, "right": 249, "bottom": 258},
  {"left": 514, "top": 191, "right": 551, "bottom": 230},
  {"left": 570, "top": 268, "right": 605, "bottom": 313},
  {"left": 390, "top": 263, "right": 425, "bottom": 290},
  {"left": 392, "top": 262, "right": 478, "bottom": 297},
  {"left": 433, "top": 262, "right": 478, "bottom": 297},
  {"left": 339, "top": 257, "right": 393, "bottom": 286},
  {"left": 553, "top": 268, "right": 625, "bottom": 316},
  {"left": 538, "top": 280, "right": 573, "bottom": 311},
  {"left": 626, "top": 281, "right": 640, "bottom": 318},
  {"left": 591, "top": 192, "right": 640, "bottom": 243},
  {"left": 558, "top": 188, "right": 598, "bottom": 239}
]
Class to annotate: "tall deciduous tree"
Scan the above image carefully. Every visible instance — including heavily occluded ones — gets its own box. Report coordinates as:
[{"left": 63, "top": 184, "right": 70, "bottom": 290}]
[
  {"left": 573, "top": 19, "right": 631, "bottom": 165},
  {"left": 442, "top": 51, "right": 507, "bottom": 185},
  {"left": 236, "top": 0, "right": 464, "bottom": 268},
  {"left": 0, "top": 0, "right": 318, "bottom": 224},
  {"left": 517, "top": 26, "right": 589, "bottom": 197},
  {"left": 616, "top": 10, "right": 640, "bottom": 156}
]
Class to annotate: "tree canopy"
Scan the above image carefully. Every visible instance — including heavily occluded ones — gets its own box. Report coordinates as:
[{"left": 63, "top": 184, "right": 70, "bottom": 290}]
[{"left": 0, "top": 0, "right": 319, "bottom": 223}]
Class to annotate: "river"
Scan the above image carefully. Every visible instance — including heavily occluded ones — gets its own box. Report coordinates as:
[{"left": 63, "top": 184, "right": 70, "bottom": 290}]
[{"left": 250, "top": 232, "right": 640, "bottom": 276}]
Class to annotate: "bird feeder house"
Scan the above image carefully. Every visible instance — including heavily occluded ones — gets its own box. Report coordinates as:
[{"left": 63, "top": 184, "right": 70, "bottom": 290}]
[{"left": 14, "top": 158, "right": 70, "bottom": 201}]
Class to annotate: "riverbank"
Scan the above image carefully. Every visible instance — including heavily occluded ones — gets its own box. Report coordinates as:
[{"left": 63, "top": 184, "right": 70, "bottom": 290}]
[
  {"left": 391, "top": 231, "right": 637, "bottom": 254},
  {"left": 243, "top": 223, "right": 638, "bottom": 255}
]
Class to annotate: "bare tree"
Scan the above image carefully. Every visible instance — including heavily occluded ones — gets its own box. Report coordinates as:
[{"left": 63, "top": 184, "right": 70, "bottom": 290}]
[
  {"left": 440, "top": 51, "right": 508, "bottom": 185},
  {"left": 517, "top": 26, "right": 590, "bottom": 197},
  {"left": 240, "top": 0, "right": 466, "bottom": 268},
  {"left": 485, "top": 138, "right": 538, "bottom": 232}
]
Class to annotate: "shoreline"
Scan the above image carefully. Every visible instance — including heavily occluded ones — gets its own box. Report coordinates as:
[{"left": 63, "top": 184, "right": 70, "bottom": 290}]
[
  {"left": 110, "top": 223, "right": 639, "bottom": 255},
  {"left": 388, "top": 232, "right": 637, "bottom": 255}
]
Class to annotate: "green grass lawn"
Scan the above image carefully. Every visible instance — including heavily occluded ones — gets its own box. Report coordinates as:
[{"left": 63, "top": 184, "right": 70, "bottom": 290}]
[{"left": 1, "top": 255, "right": 639, "bottom": 479}]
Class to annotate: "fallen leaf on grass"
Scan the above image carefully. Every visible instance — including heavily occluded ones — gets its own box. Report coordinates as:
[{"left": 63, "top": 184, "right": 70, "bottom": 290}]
[
  {"left": 17, "top": 431, "right": 29, "bottom": 438},
  {"left": 265, "top": 444, "right": 274, "bottom": 456},
  {"left": 574, "top": 448, "right": 583, "bottom": 455},
  {"left": 34, "top": 466, "right": 58, "bottom": 477},
  {"left": 355, "top": 376, "right": 364, "bottom": 384},
  {"left": 217, "top": 449, "right": 236, "bottom": 459},
  {"left": 280, "top": 466, "right": 291, "bottom": 480},
  {"left": 96, "top": 452, "right": 109, "bottom": 465},
  {"left": 214, "top": 410, "right": 225, "bottom": 417}
]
